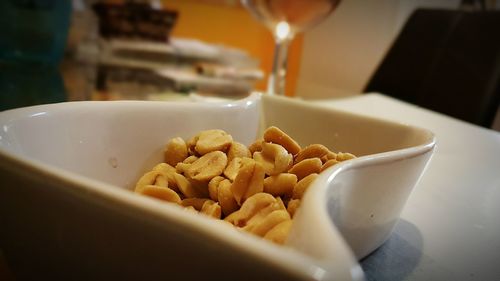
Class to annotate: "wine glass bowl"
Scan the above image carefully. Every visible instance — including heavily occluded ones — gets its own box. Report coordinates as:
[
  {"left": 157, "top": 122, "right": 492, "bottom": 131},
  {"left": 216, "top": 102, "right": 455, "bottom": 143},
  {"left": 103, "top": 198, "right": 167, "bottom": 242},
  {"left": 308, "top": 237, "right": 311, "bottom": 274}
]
[{"left": 242, "top": 0, "right": 341, "bottom": 95}]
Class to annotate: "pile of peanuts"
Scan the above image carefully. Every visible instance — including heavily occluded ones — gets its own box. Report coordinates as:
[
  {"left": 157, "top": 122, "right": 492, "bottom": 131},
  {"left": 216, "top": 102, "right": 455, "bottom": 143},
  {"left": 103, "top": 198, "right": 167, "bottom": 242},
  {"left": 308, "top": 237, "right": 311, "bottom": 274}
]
[{"left": 134, "top": 127, "right": 355, "bottom": 244}]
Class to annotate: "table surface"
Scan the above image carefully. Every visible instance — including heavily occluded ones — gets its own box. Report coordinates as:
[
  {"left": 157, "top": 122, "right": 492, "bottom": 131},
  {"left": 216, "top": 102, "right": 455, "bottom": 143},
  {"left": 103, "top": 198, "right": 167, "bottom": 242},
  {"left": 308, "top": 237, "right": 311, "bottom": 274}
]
[{"left": 314, "top": 94, "right": 500, "bottom": 281}]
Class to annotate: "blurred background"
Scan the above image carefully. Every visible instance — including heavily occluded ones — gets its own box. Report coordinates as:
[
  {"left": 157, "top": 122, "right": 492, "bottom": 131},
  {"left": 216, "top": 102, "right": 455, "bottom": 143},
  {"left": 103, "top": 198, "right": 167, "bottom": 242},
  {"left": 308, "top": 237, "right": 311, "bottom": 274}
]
[{"left": 0, "top": 0, "right": 499, "bottom": 129}]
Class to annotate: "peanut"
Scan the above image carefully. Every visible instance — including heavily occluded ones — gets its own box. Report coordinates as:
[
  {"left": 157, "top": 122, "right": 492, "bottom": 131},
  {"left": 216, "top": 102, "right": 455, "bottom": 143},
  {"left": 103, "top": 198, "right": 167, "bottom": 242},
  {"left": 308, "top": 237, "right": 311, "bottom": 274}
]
[
  {"left": 185, "top": 151, "right": 228, "bottom": 182},
  {"left": 287, "top": 199, "right": 300, "bottom": 218},
  {"left": 174, "top": 173, "right": 207, "bottom": 198},
  {"left": 263, "top": 220, "right": 293, "bottom": 244},
  {"left": 248, "top": 139, "right": 263, "bottom": 154},
  {"left": 288, "top": 158, "right": 322, "bottom": 180},
  {"left": 140, "top": 185, "right": 181, "bottom": 204},
  {"left": 194, "top": 129, "right": 233, "bottom": 155},
  {"left": 263, "top": 173, "right": 297, "bottom": 197},
  {"left": 292, "top": 173, "right": 318, "bottom": 199},
  {"left": 135, "top": 170, "right": 168, "bottom": 193},
  {"left": 152, "top": 163, "right": 179, "bottom": 192},
  {"left": 164, "top": 137, "right": 188, "bottom": 166},
  {"left": 336, "top": 152, "right": 356, "bottom": 161},
  {"left": 231, "top": 158, "right": 265, "bottom": 205},
  {"left": 227, "top": 142, "right": 251, "bottom": 161},
  {"left": 321, "top": 159, "right": 339, "bottom": 172},
  {"left": 295, "top": 144, "right": 331, "bottom": 164},
  {"left": 263, "top": 126, "right": 301, "bottom": 155},
  {"left": 201, "top": 200, "right": 222, "bottom": 219},
  {"left": 253, "top": 142, "right": 292, "bottom": 176}
]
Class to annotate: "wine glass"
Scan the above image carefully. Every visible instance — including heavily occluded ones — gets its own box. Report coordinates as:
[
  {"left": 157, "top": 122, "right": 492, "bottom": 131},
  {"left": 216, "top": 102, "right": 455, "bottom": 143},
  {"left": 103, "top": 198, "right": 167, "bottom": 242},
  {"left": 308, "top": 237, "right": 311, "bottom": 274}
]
[{"left": 242, "top": 0, "right": 342, "bottom": 95}]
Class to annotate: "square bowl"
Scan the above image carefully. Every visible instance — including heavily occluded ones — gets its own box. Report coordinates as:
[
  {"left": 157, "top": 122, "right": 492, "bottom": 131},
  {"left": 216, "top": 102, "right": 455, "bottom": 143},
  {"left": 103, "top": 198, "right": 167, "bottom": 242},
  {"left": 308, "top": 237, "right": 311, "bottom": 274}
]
[{"left": 0, "top": 93, "right": 434, "bottom": 281}]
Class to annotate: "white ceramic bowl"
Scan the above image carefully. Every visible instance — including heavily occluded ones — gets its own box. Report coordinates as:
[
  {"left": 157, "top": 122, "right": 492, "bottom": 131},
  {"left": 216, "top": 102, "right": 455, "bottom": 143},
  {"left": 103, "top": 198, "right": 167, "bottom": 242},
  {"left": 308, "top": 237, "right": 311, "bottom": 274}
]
[{"left": 0, "top": 93, "right": 435, "bottom": 281}]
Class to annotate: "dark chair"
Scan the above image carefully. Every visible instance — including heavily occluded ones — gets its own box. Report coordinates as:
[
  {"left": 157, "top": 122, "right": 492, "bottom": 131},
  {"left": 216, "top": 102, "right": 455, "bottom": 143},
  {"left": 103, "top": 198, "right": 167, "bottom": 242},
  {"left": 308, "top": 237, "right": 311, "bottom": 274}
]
[{"left": 365, "top": 9, "right": 500, "bottom": 128}]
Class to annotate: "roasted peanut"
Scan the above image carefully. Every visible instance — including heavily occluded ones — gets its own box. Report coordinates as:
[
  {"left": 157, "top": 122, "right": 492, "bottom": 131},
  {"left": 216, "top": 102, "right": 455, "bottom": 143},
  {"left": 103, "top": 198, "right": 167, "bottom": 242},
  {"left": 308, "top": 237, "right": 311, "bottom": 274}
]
[
  {"left": 208, "top": 176, "right": 225, "bottom": 201},
  {"left": 164, "top": 137, "right": 188, "bottom": 166},
  {"left": 321, "top": 159, "right": 339, "bottom": 172},
  {"left": 288, "top": 158, "right": 322, "bottom": 180},
  {"left": 152, "top": 163, "right": 179, "bottom": 192},
  {"left": 253, "top": 142, "right": 293, "bottom": 176},
  {"left": 336, "top": 152, "right": 356, "bottom": 161},
  {"left": 263, "top": 220, "right": 293, "bottom": 244},
  {"left": 320, "top": 151, "right": 338, "bottom": 163},
  {"left": 227, "top": 142, "right": 251, "bottom": 161},
  {"left": 140, "top": 185, "right": 181, "bottom": 204},
  {"left": 174, "top": 173, "right": 207, "bottom": 198},
  {"left": 224, "top": 193, "right": 277, "bottom": 226},
  {"left": 185, "top": 151, "right": 228, "bottom": 182},
  {"left": 231, "top": 158, "right": 265, "bottom": 205},
  {"left": 263, "top": 173, "right": 297, "bottom": 197},
  {"left": 181, "top": 198, "right": 211, "bottom": 210},
  {"left": 295, "top": 144, "right": 331, "bottom": 164},
  {"left": 201, "top": 200, "right": 222, "bottom": 219},
  {"left": 175, "top": 155, "right": 199, "bottom": 174},
  {"left": 263, "top": 126, "right": 301, "bottom": 155},
  {"left": 244, "top": 209, "right": 290, "bottom": 237},
  {"left": 217, "top": 178, "right": 239, "bottom": 216},
  {"left": 248, "top": 139, "right": 263, "bottom": 154},
  {"left": 194, "top": 129, "right": 233, "bottom": 155},
  {"left": 287, "top": 199, "right": 300, "bottom": 218},
  {"left": 292, "top": 173, "right": 318, "bottom": 199},
  {"left": 135, "top": 170, "right": 168, "bottom": 193},
  {"left": 224, "top": 157, "right": 246, "bottom": 181}
]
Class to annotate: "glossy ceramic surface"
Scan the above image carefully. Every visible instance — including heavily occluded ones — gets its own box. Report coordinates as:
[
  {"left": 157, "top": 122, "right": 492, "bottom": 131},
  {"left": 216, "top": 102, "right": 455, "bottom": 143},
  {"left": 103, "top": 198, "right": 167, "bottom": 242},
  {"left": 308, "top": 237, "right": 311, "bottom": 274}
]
[{"left": 0, "top": 93, "right": 434, "bottom": 280}]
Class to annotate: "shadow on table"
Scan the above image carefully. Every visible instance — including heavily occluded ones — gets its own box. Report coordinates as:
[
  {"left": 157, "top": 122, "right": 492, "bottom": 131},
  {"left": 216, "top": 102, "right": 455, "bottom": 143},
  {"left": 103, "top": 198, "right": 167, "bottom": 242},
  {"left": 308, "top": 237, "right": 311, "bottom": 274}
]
[{"left": 360, "top": 219, "right": 423, "bottom": 281}]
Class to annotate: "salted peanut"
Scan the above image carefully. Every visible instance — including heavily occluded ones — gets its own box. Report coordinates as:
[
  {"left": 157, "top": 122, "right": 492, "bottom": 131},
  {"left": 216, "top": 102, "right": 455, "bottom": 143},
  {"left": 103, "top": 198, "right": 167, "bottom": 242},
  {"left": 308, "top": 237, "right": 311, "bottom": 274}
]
[
  {"left": 174, "top": 173, "right": 207, "bottom": 198},
  {"left": 175, "top": 155, "right": 199, "bottom": 174},
  {"left": 292, "top": 173, "right": 318, "bottom": 199},
  {"left": 321, "top": 159, "right": 339, "bottom": 172},
  {"left": 288, "top": 158, "right": 322, "bottom": 180},
  {"left": 295, "top": 144, "right": 331, "bottom": 164},
  {"left": 248, "top": 139, "right": 263, "bottom": 154},
  {"left": 208, "top": 176, "right": 225, "bottom": 201},
  {"left": 244, "top": 210, "right": 290, "bottom": 237},
  {"left": 135, "top": 170, "right": 167, "bottom": 193},
  {"left": 224, "top": 193, "right": 277, "bottom": 226},
  {"left": 217, "top": 179, "right": 239, "bottom": 216},
  {"left": 185, "top": 151, "right": 228, "bottom": 182},
  {"left": 141, "top": 185, "right": 181, "bottom": 204},
  {"left": 263, "top": 126, "right": 301, "bottom": 155},
  {"left": 263, "top": 220, "right": 293, "bottom": 244},
  {"left": 227, "top": 142, "right": 251, "bottom": 162},
  {"left": 224, "top": 157, "right": 247, "bottom": 181},
  {"left": 152, "top": 163, "right": 179, "bottom": 192},
  {"left": 263, "top": 173, "right": 297, "bottom": 197},
  {"left": 194, "top": 129, "right": 233, "bottom": 155},
  {"left": 201, "top": 200, "right": 222, "bottom": 219},
  {"left": 253, "top": 142, "right": 293, "bottom": 176},
  {"left": 181, "top": 198, "right": 211, "bottom": 210},
  {"left": 287, "top": 199, "right": 300, "bottom": 218},
  {"left": 231, "top": 158, "right": 265, "bottom": 205},
  {"left": 321, "top": 151, "right": 337, "bottom": 163},
  {"left": 336, "top": 152, "right": 356, "bottom": 161},
  {"left": 164, "top": 137, "right": 188, "bottom": 166},
  {"left": 186, "top": 135, "right": 199, "bottom": 156},
  {"left": 276, "top": 196, "right": 287, "bottom": 211}
]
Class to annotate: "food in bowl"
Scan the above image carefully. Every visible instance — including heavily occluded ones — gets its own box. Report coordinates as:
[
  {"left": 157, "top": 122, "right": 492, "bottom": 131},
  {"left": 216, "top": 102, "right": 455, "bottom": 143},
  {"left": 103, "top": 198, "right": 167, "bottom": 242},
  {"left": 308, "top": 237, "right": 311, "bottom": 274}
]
[{"left": 134, "top": 126, "right": 356, "bottom": 244}]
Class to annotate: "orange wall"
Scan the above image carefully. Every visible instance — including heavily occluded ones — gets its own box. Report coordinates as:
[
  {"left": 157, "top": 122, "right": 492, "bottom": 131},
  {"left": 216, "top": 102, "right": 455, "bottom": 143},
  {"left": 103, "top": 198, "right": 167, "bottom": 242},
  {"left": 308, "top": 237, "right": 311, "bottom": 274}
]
[{"left": 162, "top": 0, "right": 303, "bottom": 96}]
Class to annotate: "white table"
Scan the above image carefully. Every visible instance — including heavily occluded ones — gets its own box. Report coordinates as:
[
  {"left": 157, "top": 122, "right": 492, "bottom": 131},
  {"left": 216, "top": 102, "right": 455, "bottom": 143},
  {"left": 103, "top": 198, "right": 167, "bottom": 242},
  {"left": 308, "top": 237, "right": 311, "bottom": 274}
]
[{"left": 313, "top": 94, "right": 500, "bottom": 281}]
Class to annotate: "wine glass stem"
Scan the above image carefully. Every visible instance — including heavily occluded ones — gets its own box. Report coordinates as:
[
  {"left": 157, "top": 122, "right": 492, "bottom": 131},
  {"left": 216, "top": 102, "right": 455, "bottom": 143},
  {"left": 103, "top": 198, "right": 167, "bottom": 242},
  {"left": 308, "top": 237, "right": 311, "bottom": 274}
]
[{"left": 268, "top": 38, "right": 291, "bottom": 96}]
